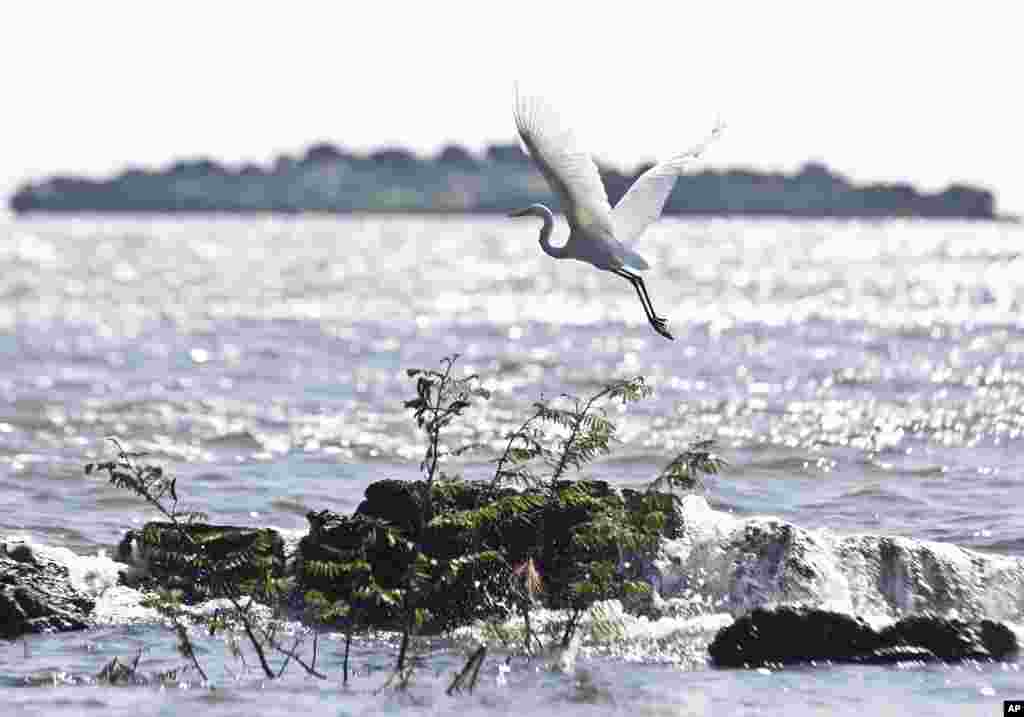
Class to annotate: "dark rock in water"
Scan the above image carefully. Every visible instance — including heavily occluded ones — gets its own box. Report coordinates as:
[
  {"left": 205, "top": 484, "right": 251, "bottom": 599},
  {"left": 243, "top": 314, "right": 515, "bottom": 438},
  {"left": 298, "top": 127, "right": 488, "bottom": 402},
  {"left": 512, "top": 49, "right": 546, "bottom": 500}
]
[
  {"left": 708, "top": 606, "right": 884, "bottom": 667},
  {"left": 355, "top": 479, "right": 434, "bottom": 536},
  {"left": 978, "top": 620, "right": 1019, "bottom": 659},
  {"left": 297, "top": 478, "right": 684, "bottom": 632},
  {"left": 708, "top": 606, "right": 1020, "bottom": 667},
  {"left": 298, "top": 506, "right": 515, "bottom": 632},
  {"left": 303, "top": 478, "right": 549, "bottom": 631},
  {"left": 880, "top": 615, "right": 1018, "bottom": 661},
  {"left": 0, "top": 541, "right": 95, "bottom": 638},
  {"left": 117, "top": 523, "right": 285, "bottom": 602},
  {"left": 120, "top": 479, "right": 683, "bottom": 632}
]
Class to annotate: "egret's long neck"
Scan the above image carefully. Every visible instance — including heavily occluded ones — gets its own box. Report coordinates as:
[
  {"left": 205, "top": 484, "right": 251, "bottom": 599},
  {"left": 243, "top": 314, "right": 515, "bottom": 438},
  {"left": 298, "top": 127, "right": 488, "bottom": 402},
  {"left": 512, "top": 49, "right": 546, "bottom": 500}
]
[{"left": 535, "top": 206, "right": 567, "bottom": 259}]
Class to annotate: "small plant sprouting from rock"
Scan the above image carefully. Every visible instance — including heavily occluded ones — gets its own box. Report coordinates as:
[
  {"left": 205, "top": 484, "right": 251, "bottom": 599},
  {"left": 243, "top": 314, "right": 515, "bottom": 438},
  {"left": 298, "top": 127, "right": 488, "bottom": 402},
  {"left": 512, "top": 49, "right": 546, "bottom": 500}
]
[
  {"left": 489, "top": 377, "right": 652, "bottom": 491},
  {"left": 648, "top": 439, "right": 727, "bottom": 494},
  {"left": 396, "top": 355, "right": 490, "bottom": 681},
  {"left": 421, "top": 367, "right": 723, "bottom": 653},
  {"left": 541, "top": 377, "right": 653, "bottom": 484},
  {"left": 404, "top": 355, "right": 491, "bottom": 490},
  {"left": 85, "top": 437, "right": 204, "bottom": 526}
]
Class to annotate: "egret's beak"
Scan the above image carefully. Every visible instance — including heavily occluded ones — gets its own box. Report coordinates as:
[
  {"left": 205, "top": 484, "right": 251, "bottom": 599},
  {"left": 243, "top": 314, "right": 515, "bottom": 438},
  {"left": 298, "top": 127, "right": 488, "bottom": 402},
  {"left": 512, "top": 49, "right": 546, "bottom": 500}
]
[{"left": 508, "top": 207, "right": 531, "bottom": 218}]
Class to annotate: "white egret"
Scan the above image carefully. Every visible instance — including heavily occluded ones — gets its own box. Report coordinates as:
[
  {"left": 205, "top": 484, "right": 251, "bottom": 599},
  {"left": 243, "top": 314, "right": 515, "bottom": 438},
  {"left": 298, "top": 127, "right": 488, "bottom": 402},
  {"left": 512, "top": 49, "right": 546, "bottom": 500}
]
[{"left": 509, "top": 86, "right": 722, "bottom": 341}]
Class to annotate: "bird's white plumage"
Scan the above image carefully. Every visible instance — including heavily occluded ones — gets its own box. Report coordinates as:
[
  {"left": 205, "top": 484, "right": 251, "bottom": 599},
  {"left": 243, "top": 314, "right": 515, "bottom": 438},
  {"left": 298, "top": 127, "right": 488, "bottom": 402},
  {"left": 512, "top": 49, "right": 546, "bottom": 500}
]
[
  {"left": 514, "top": 85, "right": 721, "bottom": 257},
  {"left": 513, "top": 85, "right": 615, "bottom": 237},
  {"left": 612, "top": 123, "right": 725, "bottom": 248},
  {"left": 510, "top": 84, "right": 721, "bottom": 341}
]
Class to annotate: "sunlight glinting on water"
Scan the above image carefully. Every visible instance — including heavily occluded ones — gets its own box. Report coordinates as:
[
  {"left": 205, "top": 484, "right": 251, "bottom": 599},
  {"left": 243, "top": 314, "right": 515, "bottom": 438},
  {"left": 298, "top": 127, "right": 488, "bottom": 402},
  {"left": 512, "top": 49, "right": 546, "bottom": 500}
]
[
  {"left": 1, "top": 216, "right": 1024, "bottom": 551},
  {"left": 3, "top": 216, "right": 1024, "bottom": 717}
]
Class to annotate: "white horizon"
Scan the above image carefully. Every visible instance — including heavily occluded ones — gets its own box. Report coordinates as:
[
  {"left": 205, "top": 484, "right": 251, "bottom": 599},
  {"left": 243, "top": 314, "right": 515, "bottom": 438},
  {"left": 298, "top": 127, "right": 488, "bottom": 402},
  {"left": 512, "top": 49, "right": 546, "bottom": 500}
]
[{"left": 1, "top": 1, "right": 1019, "bottom": 213}]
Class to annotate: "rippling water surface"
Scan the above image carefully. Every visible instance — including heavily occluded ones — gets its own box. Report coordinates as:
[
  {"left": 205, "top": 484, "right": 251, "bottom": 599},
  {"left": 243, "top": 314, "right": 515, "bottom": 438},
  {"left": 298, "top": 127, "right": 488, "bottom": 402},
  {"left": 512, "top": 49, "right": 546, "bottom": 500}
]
[{"left": 2, "top": 215, "right": 1023, "bottom": 715}]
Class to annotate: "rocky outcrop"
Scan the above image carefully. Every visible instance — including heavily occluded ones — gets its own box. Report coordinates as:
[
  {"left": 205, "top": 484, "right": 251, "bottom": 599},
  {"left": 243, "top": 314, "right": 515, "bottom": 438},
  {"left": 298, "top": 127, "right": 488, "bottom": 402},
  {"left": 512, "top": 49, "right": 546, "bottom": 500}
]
[
  {"left": 11, "top": 479, "right": 1020, "bottom": 669},
  {"left": 297, "top": 479, "right": 680, "bottom": 631},
  {"left": 107, "top": 486, "right": 1024, "bottom": 654},
  {"left": 708, "top": 606, "right": 1018, "bottom": 667},
  {"left": 99, "top": 479, "right": 681, "bottom": 633},
  {"left": 298, "top": 507, "right": 516, "bottom": 632},
  {"left": 8, "top": 144, "right": 1002, "bottom": 219},
  {"left": 0, "top": 541, "right": 95, "bottom": 638}
]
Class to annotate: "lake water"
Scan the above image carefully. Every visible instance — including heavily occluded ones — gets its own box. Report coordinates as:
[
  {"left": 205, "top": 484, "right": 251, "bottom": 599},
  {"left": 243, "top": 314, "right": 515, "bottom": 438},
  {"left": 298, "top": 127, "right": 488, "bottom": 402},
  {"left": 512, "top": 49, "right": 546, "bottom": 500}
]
[{"left": 1, "top": 215, "right": 1023, "bottom": 715}]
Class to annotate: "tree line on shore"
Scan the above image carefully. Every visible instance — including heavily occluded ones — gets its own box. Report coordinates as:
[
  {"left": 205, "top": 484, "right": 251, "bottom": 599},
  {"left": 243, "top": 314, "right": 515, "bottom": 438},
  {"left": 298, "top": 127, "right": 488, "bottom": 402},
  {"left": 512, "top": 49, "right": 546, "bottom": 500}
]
[{"left": 10, "top": 141, "right": 1000, "bottom": 219}]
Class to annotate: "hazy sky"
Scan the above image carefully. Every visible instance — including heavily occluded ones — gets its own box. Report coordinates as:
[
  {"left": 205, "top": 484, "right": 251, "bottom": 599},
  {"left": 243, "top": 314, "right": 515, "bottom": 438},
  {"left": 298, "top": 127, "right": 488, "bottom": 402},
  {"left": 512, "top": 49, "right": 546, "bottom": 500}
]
[{"left": 2, "top": 1, "right": 1020, "bottom": 213}]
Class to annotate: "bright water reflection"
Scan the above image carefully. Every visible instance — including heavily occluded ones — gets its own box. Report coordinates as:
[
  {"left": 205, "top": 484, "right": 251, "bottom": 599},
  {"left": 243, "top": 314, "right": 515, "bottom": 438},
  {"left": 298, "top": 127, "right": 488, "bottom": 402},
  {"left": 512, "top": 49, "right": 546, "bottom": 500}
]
[{"left": 1, "top": 215, "right": 1023, "bottom": 715}]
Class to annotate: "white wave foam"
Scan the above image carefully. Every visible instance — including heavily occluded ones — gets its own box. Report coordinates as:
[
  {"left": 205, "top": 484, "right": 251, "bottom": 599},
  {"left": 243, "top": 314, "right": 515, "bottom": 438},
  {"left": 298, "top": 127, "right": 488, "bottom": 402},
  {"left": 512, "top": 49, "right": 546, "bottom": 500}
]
[
  {"left": 3, "top": 537, "right": 125, "bottom": 598},
  {"left": 91, "top": 584, "right": 159, "bottom": 624},
  {"left": 654, "top": 496, "right": 1024, "bottom": 622},
  {"left": 3, "top": 535, "right": 157, "bottom": 625}
]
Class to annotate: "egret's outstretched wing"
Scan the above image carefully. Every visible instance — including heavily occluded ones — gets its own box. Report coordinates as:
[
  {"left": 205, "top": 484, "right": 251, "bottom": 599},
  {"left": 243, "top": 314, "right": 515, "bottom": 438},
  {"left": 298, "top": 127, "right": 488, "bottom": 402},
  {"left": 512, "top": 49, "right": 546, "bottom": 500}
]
[
  {"left": 513, "top": 85, "right": 613, "bottom": 233},
  {"left": 613, "top": 122, "right": 724, "bottom": 247}
]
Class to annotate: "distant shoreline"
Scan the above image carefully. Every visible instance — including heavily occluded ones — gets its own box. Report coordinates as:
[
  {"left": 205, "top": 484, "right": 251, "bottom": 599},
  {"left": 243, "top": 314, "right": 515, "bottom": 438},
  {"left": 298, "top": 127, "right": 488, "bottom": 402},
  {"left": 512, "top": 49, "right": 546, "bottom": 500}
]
[
  {"left": 9, "top": 142, "right": 1007, "bottom": 221},
  {"left": 7, "top": 210, "right": 1019, "bottom": 224}
]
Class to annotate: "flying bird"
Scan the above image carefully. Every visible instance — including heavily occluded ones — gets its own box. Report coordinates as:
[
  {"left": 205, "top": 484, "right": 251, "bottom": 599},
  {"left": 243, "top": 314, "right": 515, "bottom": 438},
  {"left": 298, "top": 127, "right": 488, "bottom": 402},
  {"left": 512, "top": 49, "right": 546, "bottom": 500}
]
[{"left": 509, "top": 86, "right": 722, "bottom": 341}]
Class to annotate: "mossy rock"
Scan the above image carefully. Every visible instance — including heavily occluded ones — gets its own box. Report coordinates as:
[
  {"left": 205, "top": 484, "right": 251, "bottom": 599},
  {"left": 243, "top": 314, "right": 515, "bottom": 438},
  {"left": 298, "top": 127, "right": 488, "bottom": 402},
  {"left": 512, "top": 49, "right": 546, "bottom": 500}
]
[{"left": 118, "top": 523, "right": 285, "bottom": 602}]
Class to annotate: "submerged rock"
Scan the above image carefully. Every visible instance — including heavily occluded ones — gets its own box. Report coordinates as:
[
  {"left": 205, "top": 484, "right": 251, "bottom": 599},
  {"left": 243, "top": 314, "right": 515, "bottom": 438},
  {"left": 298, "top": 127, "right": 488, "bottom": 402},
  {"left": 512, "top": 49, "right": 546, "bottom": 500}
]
[
  {"left": 708, "top": 606, "right": 883, "bottom": 666},
  {"left": 708, "top": 606, "right": 1019, "bottom": 667},
  {"left": 0, "top": 541, "right": 95, "bottom": 638},
  {"left": 878, "top": 615, "right": 1018, "bottom": 661}
]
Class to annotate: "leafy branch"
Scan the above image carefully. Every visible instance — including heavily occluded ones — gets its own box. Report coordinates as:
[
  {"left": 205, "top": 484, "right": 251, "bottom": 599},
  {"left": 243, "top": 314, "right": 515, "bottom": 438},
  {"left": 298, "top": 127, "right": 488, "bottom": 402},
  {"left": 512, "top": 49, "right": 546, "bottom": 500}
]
[
  {"left": 648, "top": 439, "right": 728, "bottom": 493},
  {"left": 540, "top": 377, "right": 651, "bottom": 485},
  {"left": 86, "top": 438, "right": 318, "bottom": 684}
]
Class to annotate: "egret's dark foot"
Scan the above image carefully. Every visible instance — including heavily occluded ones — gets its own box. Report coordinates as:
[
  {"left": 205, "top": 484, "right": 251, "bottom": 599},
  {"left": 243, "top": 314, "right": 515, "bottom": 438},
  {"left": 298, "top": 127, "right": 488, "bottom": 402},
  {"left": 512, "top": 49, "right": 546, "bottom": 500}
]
[{"left": 650, "top": 316, "right": 674, "bottom": 341}]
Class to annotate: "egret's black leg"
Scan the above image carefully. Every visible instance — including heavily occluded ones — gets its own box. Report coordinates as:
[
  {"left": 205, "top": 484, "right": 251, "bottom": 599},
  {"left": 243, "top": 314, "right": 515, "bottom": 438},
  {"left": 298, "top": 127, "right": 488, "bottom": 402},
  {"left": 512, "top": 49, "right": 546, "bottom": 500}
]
[
  {"left": 613, "top": 268, "right": 657, "bottom": 325},
  {"left": 633, "top": 274, "right": 669, "bottom": 332},
  {"left": 616, "top": 268, "right": 656, "bottom": 323},
  {"left": 634, "top": 274, "right": 674, "bottom": 341},
  {"left": 614, "top": 269, "right": 673, "bottom": 340}
]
